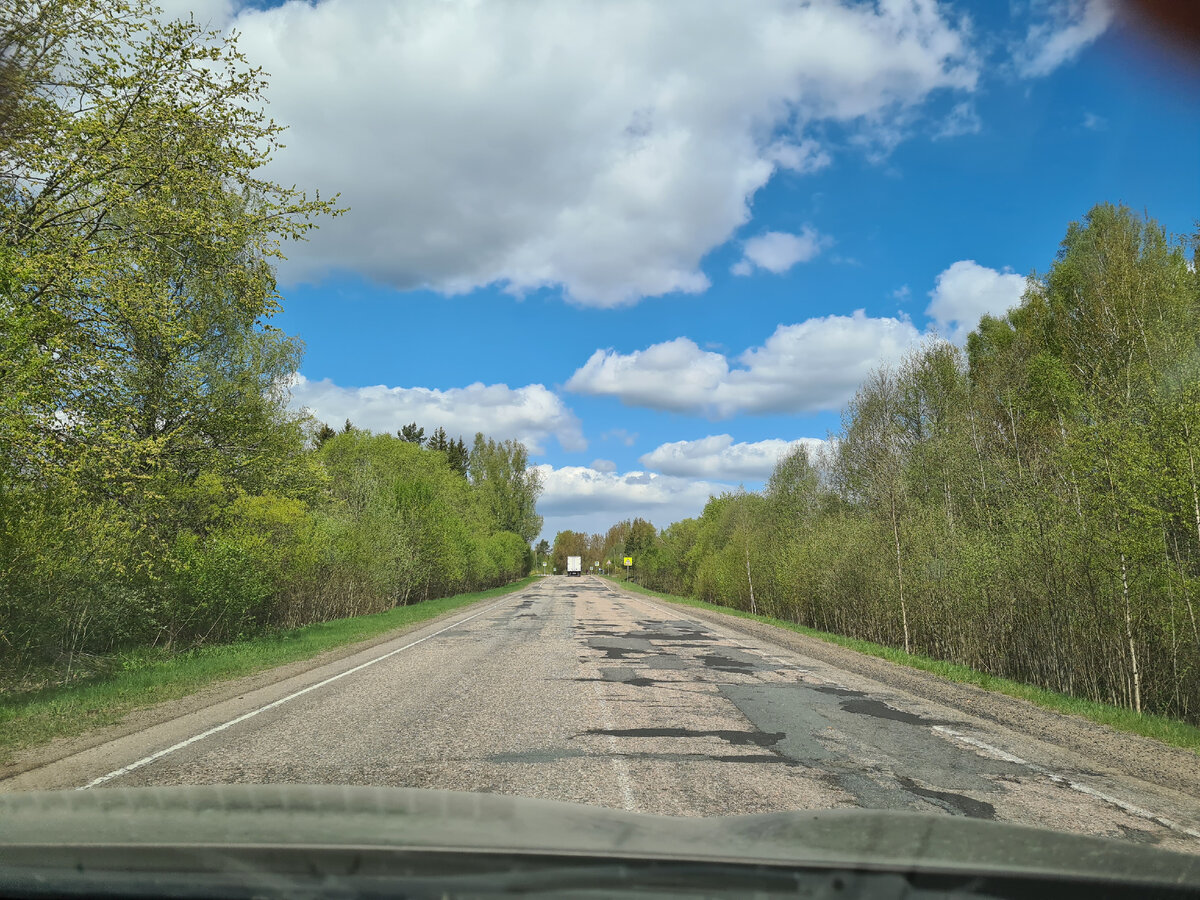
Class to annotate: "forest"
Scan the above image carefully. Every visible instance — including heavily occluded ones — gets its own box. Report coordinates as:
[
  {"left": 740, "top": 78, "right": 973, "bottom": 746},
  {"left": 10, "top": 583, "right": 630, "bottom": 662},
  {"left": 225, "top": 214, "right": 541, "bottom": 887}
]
[
  {"left": 0, "top": 2, "right": 538, "bottom": 684},
  {"left": 582, "top": 204, "right": 1200, "bottom": 724}
]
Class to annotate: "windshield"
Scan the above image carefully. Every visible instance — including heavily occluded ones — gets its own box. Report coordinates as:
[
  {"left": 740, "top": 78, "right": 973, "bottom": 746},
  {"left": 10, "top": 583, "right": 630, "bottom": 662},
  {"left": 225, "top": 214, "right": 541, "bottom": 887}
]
[{"left": 2, "top": 0, "right": 1200, "bottom": 885}]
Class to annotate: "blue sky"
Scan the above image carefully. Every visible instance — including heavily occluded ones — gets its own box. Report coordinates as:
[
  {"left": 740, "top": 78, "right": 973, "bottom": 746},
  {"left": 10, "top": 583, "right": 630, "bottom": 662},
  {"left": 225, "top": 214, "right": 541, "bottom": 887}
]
[{"left": 176, "top": 0, "right": 1198, "bottom": 540}]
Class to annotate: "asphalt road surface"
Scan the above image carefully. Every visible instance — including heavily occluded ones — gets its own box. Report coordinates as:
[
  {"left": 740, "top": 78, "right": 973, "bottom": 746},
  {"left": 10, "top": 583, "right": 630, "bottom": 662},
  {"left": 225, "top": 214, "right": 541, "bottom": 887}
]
[{"left": 6, "top": 576, "right": 1200, "bottom": 853}]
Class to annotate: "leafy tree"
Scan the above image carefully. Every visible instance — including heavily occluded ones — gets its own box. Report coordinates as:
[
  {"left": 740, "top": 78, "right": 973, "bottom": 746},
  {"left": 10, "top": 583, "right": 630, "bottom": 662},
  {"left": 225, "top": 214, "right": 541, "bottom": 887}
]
[
  {"left": 0, "top": 1, "right": 543, "bottom": 680},
  {"left": 468, "top": 433, "right": 543, "bottom": 542},
  {"left": 623, "top": 518, "right": 658, "bottom": 561},
  {"left": 551, "top": 530, "right": 588, "bottom": 573},
  {"left": 1, "top": 1, "right": 340, "bottom": 501},
  {"left": 597, "top": 204, "right": 1200, "bottom": 724},
  {"left": 836, "top": 367, "right": 913, "bottom": 652}
]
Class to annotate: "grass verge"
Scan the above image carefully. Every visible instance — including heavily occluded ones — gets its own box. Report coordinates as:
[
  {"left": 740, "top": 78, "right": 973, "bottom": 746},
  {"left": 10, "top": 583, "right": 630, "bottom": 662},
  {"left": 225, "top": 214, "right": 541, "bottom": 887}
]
[
  {"left": 0, "top": 577, "right": 535, "bottom": 767},
  {"left": 609, "top": 578, "right": 1200, "bottom": 755}
]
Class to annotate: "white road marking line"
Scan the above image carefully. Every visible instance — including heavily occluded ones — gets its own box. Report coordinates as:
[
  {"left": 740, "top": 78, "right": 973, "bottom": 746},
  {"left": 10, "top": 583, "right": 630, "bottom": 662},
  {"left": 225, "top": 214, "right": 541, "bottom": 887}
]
[
  {"left": 590, "top": 681, "right": 637, "bottom": 812},
  {"left": 78, "top": 592, "right": 530, "bottom": 791},
  {"left": 933, "top": 726, "right": 1200, "bottom": 840}
]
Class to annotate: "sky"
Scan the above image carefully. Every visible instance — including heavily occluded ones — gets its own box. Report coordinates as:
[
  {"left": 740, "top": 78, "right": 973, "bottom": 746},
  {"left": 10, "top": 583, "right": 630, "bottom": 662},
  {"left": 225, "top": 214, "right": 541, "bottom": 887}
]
[{"left": 168, "top": 0, "right": 1198, "bottom": 542}]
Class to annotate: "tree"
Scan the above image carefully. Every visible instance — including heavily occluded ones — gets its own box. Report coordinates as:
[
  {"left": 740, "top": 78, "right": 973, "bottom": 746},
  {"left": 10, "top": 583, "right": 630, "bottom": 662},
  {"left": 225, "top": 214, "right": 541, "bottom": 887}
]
[
  {"left": 468, "top": 433, "right": 543, "bottom": 542},
  {"left": 585, "top": 206, "right": 1200, "bottom": 724},
  {"left": 314, "top": 422, "right": 338, "bottom": 447},
  {"left": 0, "top": 1, "right": 60, "bottom": 154},
  {"left": 551, "top": 530, "right": 588, "bottom": 573},
  {"left": 624, "top": 518, "right": 657, "bottom": 559},
  {"left": 398, "top": 423, "right": 426, "bottom": 445},
  {"left": 767, "top": 445, "right": 821, "bottom": 526},
  {"left": 837, "top": 367, "right": 913, "bottom": 652},
  {"left": 0, "top": 0, "right": 340, "bottom": 669},
  {"left": 446, "top": 437, "right": 470, "bottom": 477},
  {"left": 0, "top": 1, "right": 341, "bottom": 502}
]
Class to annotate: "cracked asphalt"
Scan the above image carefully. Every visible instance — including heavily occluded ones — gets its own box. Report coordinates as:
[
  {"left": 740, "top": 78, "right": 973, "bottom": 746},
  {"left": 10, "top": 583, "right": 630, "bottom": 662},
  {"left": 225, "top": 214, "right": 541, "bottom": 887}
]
[{"left": 7, "top": 576, "right": 1200, "bottom": 853}]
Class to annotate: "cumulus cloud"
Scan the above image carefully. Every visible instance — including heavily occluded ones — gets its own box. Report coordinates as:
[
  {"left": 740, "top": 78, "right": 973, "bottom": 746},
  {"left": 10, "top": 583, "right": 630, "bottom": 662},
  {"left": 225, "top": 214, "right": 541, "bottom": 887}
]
[
  {"left": 535, "top": 463, "right": 730, "bottom": 540},
  {"left": 731, "top": 226, "right": 831, "bottom": 276},
  {"left": 211, "top": 0, "right": 978, "bottom": 307},
  {"left": 640, "top": 435, "right": 828, "bottom": 480},
  {"left": 288, "top": 374, "right": 585, "bottom": 454},
  {"left": 566, "top": 310, "right": 921, "bottom": 417},
  {"left": 1014, "top": 0, "right": 1114, "bottom": 77},
  {"left": 590, "top": 458, "right": 618, "bottom": 474},
  {"left": 926, "top": 260, "right": 1026, "bottom": 344}
]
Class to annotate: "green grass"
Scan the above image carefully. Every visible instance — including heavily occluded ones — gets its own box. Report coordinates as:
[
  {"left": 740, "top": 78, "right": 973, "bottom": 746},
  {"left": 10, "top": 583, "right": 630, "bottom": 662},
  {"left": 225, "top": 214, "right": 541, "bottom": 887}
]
[
  {"left": 608, "top": 578, "right": 1200, "bottom": 755},
  {"left": 0, "top": 578, "right": 535, "bottom": 767}
]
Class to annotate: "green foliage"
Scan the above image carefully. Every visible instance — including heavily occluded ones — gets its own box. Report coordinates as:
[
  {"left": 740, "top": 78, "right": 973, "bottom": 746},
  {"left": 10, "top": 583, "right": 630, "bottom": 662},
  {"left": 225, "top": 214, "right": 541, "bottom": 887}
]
[
  {"left": 618, "top": 204, "right": 1200, "bottom": 725},
  {"left": 551, "top": 530, "right": 588, "bottom": 573},
  {"left": 0, "top": 2, "right": 538, "bottom": 687},
  {"left": 469, "top": 433, "right": 544, "bottom": 542},
  {"left": 398, "top": 423, "right": 426, "bottom": 445}
]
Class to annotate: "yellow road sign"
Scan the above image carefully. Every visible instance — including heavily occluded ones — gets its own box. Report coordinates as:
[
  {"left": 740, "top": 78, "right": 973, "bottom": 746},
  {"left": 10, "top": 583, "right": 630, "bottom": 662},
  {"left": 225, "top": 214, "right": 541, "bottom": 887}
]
[{"left": 623, "top": 557, "right": 632, "bottom": 567}]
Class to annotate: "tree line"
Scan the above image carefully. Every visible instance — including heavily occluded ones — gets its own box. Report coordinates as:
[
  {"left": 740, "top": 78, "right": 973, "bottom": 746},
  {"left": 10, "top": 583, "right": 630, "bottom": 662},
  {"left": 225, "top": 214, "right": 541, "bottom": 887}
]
[
  {"left": 0, "top": 1, "right": 538, "bottom": 683},
  {"left": 581, "top": 204, "right": 1200, "bottom": 724},
  {"left": 550, "top": 519, "right": 656, "bottom": 574}
]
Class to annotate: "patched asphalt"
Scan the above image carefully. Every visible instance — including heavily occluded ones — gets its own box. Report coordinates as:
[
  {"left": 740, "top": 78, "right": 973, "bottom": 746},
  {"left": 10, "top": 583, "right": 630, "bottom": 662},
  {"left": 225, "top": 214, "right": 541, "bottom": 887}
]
[{"left": 6, "top": 576, "right": 1200, "bottom": 853}]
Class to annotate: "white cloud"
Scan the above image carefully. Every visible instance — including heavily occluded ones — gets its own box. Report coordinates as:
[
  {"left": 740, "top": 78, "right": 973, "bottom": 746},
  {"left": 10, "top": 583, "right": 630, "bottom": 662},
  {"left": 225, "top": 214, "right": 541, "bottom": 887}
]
[
  {"left": 926, "top": 260, "right": 1026, "bottom": 344},
  {"left": 157, "top": 0, "right": 236, "bottom": 28},
  {"left": 218, "top": 0, "right": 977, "bottom": 307},
  {"left": 892, "top": 284, "right": 911, "bottom": 301},
  {"left": 765, "top": 139, "right": 833, "bottom": 175},
  {"left": 640, "top": 435, "right": 828, "bottom": 480},
  {"left": 536, "top": 463, "right": 730, "bottom": 540},
  {"left": 1014, "top": 0, "right": 1114, "bottom": 77},
  {"left": 1082, "top": 111, "right": 1107, "bottom": 130},
  {"left": 933, "top": 101, "right": 981, "bottom": 139},
  {"left": 590, "top": 458, "right": 618, "bottom": 474},
  {"left": 731, "top": 226, "right": 831, "bottom": 276},
  {"left": 566, "top": 310, "right": 921, "bottom": 417},
  {"left": 288, "top": 374, "right": 585, "bottom": 454}
]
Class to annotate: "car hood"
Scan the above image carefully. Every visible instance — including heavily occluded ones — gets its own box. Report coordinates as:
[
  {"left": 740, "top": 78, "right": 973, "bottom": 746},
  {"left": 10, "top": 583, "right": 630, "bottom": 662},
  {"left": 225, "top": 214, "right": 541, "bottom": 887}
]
[{"left": 1, "top": 784, "right": 1198, "bottom": 887}]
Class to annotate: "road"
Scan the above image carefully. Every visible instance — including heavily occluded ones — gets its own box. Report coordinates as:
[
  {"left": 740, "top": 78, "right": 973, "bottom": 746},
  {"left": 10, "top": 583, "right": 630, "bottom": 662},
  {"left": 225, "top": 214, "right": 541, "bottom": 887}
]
[{"left": 6, "top": 576, "right": 1200, "bottom": 853}]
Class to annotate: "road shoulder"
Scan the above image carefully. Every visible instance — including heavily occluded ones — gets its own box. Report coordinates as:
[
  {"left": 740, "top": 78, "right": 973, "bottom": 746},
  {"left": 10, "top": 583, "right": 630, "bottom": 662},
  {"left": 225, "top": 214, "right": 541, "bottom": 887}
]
[
  {"left": 602, "top": 579, "right": 1200, "bottom": 801},
  {"left": 1, "top": 582, "right": 536, "bottom": 787}
]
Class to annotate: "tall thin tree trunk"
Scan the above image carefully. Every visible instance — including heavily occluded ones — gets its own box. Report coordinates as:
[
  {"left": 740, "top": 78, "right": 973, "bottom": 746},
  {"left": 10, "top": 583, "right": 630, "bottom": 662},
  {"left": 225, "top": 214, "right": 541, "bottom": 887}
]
[
  {"left": 1007, "top": 404, "right": 1024, "bottom": 480},
  {"left": 890, "top": 491, "right": 910, "bottom": 654},
  {"left": 1118, "top": 546, "right": 1141, "bottom": 713},
  {"left": 968, "top": 408, "right": 994, "bottom": 528},
  {"left": 1169, "top": 530, "right": 1199, "bottom": 646},
  {"left": 1185, "top": 419, "right": 1200, "bottom": 553},
  {"left": 744, "top": 540, "right": 757, "bottom": 616},
  {"left": 1106, "top": 455, "right": 1141, "bottom": 714}
]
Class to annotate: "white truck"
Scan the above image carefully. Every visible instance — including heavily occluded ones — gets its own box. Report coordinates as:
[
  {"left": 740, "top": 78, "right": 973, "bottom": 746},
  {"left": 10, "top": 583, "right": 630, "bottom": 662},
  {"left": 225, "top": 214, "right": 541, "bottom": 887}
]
[{"left": 566, "top": 556, "right": 582, "bottom": 577}]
